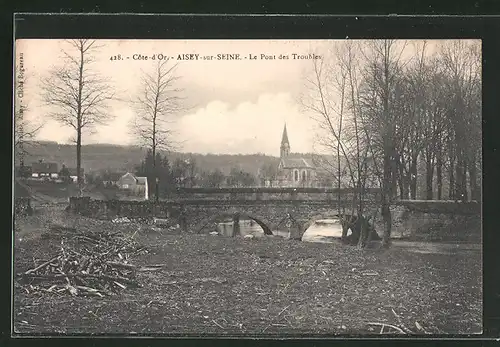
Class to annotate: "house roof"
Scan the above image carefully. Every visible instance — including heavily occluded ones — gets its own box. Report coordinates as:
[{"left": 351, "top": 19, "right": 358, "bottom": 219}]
[
  {"left": 120, "top": 172, "right": 147, "bottom": 185},
  {"left": 32, "top": 162, "right": 58, "bottom": 174},
  {"left": 136, "top": 177, "right": 147, "bottom": 185},
  {"left": 120, "top": 172, "right": 136, "bottom": 180},
  {"left": 280, "top": 158, "right": 315, "bottom": 169}
]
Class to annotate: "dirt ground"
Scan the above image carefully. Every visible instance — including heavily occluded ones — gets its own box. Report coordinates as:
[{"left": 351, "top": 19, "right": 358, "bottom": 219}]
[{"left": 12, "top": 207, "right": 482, "bottom": 336}]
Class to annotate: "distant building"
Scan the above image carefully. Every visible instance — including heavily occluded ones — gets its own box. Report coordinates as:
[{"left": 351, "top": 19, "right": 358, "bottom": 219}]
[
  {"left": 117, "top": 172, "right": 149, "bottom": 200},
  {"left": 272, "top": 124, "right": 318, "bottom": 188},
  {"left": 31, "top": 161, "right": 58, "bottom": 179},
  {"left": 67, "top": 168, "right": 85, "bottom": 183}
]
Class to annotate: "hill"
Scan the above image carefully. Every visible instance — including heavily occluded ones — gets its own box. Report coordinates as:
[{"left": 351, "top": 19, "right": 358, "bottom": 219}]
[{"left": 19, "top": 142, "right": 325, "bottom": 176}]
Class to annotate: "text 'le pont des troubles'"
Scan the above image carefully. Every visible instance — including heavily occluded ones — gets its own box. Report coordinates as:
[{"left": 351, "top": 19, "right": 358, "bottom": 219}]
[{"left": 109, "top": 53, "right": 322, "bottom": 61}]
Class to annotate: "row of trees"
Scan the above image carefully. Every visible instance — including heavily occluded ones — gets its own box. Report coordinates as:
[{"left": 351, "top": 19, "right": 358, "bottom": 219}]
[{"left": 302, "top": 40, "right": 481, "bottom": 248}]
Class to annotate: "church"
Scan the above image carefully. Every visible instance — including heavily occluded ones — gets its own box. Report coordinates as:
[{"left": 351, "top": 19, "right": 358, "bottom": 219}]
[{"left": 270, "top": 124, "right": 318, "bottom": 188}]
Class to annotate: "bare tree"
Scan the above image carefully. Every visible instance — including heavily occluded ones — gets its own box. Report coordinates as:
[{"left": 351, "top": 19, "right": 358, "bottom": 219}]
[
  {"left": 303, "top": 39, "right": 480, "bottom": 247},
  {"left": 359, "top": 40, "right": 409, "bottom": 248},
  {"left": 437, "top": 40, "right": 481, "bottom": 201},
  {"left": 301, "top": 45, "right": 357, "bottom": 211},
  {"left": 130, "top": 60, "right": 184, "bottom": 202},
  {"left": 302, "top": 41, "right": 380, "bottom": 248},
  {"left": 40, "top": 39, "right": 115, "bottom": 186}
]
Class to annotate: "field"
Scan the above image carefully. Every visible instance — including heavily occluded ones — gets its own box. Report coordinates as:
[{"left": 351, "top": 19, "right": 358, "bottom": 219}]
[{"left": 13, "top": 207, "right": 482, "bottom": 336}]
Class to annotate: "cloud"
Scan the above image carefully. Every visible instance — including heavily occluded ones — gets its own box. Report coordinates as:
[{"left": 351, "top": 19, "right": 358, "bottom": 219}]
[{"left": 176, "top": 92, "right": 316, "bottom": 155}]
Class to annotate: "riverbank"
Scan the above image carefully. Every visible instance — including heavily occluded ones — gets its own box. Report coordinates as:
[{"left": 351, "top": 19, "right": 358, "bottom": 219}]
[{"left": 13, "top": 207, "right": 482, "bottom": 336}]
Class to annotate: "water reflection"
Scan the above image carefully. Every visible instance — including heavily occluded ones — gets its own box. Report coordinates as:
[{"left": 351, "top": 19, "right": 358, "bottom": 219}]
[
  {"left": 217, "top": 218, "right": 348, "bottom": 242},
  {"left": 301, "top": 218, "right": 349, "bottom": 243},
  {"left": 217, "top": 219, "right": 288, "bottom": 238}
]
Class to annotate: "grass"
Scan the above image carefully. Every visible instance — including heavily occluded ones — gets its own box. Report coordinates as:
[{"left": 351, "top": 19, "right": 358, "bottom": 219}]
[{"left": 13, "top": 207, "right": 482, "bottom": 336}]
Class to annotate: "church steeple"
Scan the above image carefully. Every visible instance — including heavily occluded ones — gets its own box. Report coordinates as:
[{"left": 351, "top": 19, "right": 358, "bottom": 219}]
[{"left": 280, "top": 123, "right": 290, "bottom": 158}]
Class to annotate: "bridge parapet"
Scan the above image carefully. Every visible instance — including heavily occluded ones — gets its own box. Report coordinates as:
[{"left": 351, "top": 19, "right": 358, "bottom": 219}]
[{"left": 171, "top": 187, "right": 381, "bottom": 202}]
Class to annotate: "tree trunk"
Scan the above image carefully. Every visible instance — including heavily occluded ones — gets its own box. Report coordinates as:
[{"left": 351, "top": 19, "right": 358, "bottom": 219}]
[
  {"left": 357, "top": 215, "right": 366, "bottom": 249},
  {"left": 409, "top": 155, "right": 418, "bottom": 200},
  {"left": 462, "top": 160, "right": 468, "bottom": 201},
  {"left": 455, "top": 155, "right": 465, "bottom": 201},
  {"left": 425, "top": 149, "right": 434, "bottom": 200},
  {"left": 381, "top": 151, "right": 393, "bottom": 248},
  {"left": 152, "top": 147, "right": 159, "bottom": 203},
  {"left": 397, "top": 158, "right": 405, "bottom": 200},
  {"left": 381, "top": 42, "right": 393, "bottom": 249},
  {"left": 436, "top": 144, "right": 443, "bottom": 200},
  {"left": 341, "top": 223, "right": 348, "bottom": 242},
  {"left": 76, "top": 128, "right": 82, "bottom": 187},
  {"left": 469, "top": 150, "right": 479, "bottom": 201},
  {"left": 232, "top": 213, "right": 240, "bottom": 237},
  {"left": 449, "top": 152, "right": 455, "bottom": 200},
  {"left": 76, "top": 42, "right": 85, "bottom": 190},
  {"left": 337, "top": 152, "right": 341, "bottom": 216},
  {"left": 381, "top": 201, "right": 392, "bottom": 248}
]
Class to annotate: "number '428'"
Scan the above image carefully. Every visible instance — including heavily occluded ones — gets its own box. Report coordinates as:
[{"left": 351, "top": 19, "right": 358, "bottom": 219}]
[{"left": 110, "top": 54, "right": 123, "bottom": 61}]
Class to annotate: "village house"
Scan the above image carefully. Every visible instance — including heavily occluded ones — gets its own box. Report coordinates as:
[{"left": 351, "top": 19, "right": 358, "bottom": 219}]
[
  {"left": 31, "top": 161, "right": 58, "bottom": 179},
  {"left": 117, "top": 172, "right": 149, "bottom": 200}
]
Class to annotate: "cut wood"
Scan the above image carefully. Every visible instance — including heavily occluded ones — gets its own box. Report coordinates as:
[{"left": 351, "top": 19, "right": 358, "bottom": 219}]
[
  {"left": 24, "top": 255, "right": 61, "bottom": 275},
  {"left": 391, "top": 308, "right": 414, "bottom": 334},
  {"left": 367, "top": 322, "right": 406, "bottom": 334},
  {"left": 106, "top": 261, "right": 137, "bottom": 270},
  {"left": 17, "top": 225, "right": 147, "bottom": 297},
  {"left": 113, "top": 281, "right": 127, "bottom": 289},
  {"left": 22, "top": 273, "right": 142, "bottom": 287},
  {"left": 137, "top": 267, "right": 164, "bottom": 272},
  {"left": 75, "top": 285, "right": 105, "bottom": 297},
  {"left": 212, "top": 319, "right": 225, "bottom": 329},
  {"left": 262, "top": 305, "right": 290, "bottom": 333}
]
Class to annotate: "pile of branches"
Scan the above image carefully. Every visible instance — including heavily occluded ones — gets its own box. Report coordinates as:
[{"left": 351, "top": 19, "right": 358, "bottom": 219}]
[{"left": 17, "top": 226, "right": 149, "bottom": 297}]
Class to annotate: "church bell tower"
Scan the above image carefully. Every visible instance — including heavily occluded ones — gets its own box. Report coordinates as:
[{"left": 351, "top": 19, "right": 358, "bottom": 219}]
[{"left": 280, "top": 123, "right": 290, "bottom": 158}]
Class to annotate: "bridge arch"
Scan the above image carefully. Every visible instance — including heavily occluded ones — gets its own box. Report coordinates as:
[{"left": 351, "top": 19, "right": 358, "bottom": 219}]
[
  {"left": 195, "top": 212, "right": 273, "bottom": 235},
  {"left": 301, "top": 213, "right": 347, "bottom": 237}
]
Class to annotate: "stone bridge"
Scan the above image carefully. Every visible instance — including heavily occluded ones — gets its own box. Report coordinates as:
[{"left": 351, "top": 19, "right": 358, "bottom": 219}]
[
  {"left": 69, "top": 187, "right": 381, "bottom": 240},
  {"left": 180, "top": 199, "right": 379, "bottom": 239},
  {"left": 65, "top": 188, "right": 481, "bottom": 242}
]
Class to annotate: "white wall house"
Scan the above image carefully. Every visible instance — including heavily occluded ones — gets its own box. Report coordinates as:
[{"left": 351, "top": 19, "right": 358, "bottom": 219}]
[{"left": 117, "top": 172, "right": 149, "bottom": 200}]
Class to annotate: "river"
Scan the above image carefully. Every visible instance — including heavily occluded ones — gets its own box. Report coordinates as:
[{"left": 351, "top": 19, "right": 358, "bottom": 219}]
[
  {"left": 216, "top": 219, "right": 481, "bottom": 255},
  {"left": 217, "top": 218, "right": 348, "bottom": 242}
]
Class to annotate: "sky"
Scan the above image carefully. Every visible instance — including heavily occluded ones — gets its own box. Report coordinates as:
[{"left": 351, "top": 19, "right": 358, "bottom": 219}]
[{"left": 14, "top": 39, "right": 473, "bottom": 156}]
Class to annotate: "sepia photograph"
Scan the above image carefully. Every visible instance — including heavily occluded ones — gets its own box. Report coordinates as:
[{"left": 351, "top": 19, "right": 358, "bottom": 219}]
[{"left": 13, "top": 38, "right": 482, "bottom": 336}]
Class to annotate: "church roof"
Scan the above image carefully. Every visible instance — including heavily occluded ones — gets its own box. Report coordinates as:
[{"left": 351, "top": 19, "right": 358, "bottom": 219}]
[
  {"left": 281, "top": 124, "right": 289, "bottom": 145},
  {"left": 280, "top": 158, "right": 315, "bottom": 169}
]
